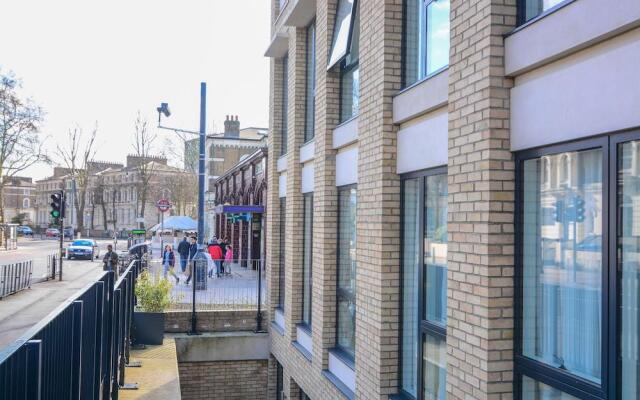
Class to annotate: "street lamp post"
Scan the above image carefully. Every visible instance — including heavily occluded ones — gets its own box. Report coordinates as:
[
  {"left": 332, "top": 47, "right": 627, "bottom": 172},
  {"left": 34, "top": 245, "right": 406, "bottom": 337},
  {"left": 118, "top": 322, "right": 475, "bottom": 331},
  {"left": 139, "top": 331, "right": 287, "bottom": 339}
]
[{"left": 156, "top": 82, "right": 207, "bottom": 335}]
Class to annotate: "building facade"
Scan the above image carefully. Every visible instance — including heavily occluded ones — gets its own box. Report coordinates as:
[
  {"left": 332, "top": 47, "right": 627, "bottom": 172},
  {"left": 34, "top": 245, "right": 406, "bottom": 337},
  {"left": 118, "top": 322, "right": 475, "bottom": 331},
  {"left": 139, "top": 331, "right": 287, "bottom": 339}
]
[
  {"left": 211, "top": 148, "right": 267, "bottom": 265},
  {"left": 1, "top": 176, "right": 36, "bottom": 224},
  {"left": 265, "top": 0, "right": 640, "bottom": 399}
]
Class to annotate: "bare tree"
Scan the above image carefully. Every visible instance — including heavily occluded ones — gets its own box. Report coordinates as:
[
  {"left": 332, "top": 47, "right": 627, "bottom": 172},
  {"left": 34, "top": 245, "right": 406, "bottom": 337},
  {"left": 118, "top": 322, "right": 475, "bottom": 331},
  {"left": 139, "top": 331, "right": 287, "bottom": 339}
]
[
  {"left": 94, "top": 174, "right": 109, "bottom": 230},
  {"left": 56, "top": 124, "right": 98, "bottom": 233},
  {"left": 159, "top": 171, "right": 197, "bottom": 217},
  {"left": 132, "top": 112, "right": 157, "bottom": 228},
  {"left": 162, "top": 134, "right": 198, "bottom": 172},
  {"left": 0, "top": 70, "right": 48, "bottom": 224}
]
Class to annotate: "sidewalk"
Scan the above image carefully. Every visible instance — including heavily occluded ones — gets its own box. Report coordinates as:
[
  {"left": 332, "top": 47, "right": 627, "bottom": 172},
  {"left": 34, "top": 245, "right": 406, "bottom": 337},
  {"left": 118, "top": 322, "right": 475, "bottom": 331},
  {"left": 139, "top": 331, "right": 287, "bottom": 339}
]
[
  {"left": 0, "top": 262, "right": 104, "bottom": 348},
  {"left": 119, "top": 338, "right": 181, "bottom": 400}
]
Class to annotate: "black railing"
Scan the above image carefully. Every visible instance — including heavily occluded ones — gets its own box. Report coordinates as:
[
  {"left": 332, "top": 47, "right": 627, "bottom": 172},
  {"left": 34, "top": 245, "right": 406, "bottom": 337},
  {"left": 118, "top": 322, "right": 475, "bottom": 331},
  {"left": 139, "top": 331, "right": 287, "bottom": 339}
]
[
  {"left": 0, "top": 261, "right": 33, "bottom": 299},
  {"left": 0, "top": 259, "right": 140, "bottom": 400},
  {"left": 46, "top": 253, "right": 60, "bottom": 281}
]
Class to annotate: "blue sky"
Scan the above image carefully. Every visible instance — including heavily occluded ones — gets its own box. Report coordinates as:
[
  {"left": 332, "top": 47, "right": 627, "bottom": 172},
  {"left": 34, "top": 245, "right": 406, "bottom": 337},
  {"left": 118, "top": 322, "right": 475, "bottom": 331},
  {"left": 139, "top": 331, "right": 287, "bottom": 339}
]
[{"left": 0, "top": 0, "right": 270, "bottom": 179}]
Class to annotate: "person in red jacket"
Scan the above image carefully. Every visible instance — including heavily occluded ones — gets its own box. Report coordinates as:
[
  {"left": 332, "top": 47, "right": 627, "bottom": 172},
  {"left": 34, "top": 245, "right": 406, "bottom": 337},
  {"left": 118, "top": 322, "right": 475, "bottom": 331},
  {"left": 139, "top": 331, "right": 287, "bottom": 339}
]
[{"left": 208, "top": 240, "right": 224, "bottom": 278}]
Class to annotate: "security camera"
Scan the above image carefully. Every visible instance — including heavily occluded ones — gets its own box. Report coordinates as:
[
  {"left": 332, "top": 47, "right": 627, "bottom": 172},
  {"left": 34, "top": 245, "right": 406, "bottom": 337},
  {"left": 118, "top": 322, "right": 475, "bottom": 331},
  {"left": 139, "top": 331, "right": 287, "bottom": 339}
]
[{"left": 157, "top": 103, "right": 171, "bottom": 118}]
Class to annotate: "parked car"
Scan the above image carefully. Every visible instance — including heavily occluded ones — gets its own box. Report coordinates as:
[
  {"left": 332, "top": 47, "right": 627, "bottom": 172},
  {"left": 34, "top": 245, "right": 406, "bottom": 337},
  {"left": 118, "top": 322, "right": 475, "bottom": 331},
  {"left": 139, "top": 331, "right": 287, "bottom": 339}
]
[
  {"left": 63, "top": 226, "right": 74, "bottom": 239},
  {"left": 66, "top": 239, "right": 100, "bottom": 260},
  {"left": 17, "top": 226, "right": 33, "bottom": 236},
  {"left": 45, "top": 228, "right": 60, "bottom": 238}
]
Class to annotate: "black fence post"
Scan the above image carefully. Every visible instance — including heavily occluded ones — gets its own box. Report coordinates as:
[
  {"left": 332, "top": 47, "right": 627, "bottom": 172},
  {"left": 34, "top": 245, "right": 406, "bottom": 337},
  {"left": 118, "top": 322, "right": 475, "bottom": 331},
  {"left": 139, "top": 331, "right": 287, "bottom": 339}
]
[{"left": 255, "top": 260, "right": 264, "bottom": 332}]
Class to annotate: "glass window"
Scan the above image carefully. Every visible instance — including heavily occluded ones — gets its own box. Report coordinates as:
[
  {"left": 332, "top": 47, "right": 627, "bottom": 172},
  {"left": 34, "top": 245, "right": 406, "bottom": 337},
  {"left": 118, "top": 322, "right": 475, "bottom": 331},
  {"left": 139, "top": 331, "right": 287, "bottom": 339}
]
[
  {"left": 401, "top": 171, "right": 447, "bottom": 399},
  {"left": 276, "top": 362, "right": 284, "bottom": 400},
  {"left": 305, "top": 22, "right": 316, "bottom": 143},
  {"left": 278, "top": 197, "right": 286, "bottom": 309},
  {"left": 337, "top": 185, "right": 357, "bottom": 357},
  {"left": 521, "top": 149, "right": 602, "bottom": 383},
  {"left": 521, "top": 376, "right": 579, "bottom": 400},
  {"left": 617, "top": 140, "right": 640, "bottom": 400},
  {"left": 403, "top": 0, "right": 450, "bottom": 87},
  {"left": 339, "top": 1, "right": 359, "bottom": 122},
  {"left": 302, "top": 194, "right": 313, "bottom": 326},
  {"left": 281, "top": 55, "right": 289, "bottom": 155},
  {"left": 328, "top": 0, "right": 355, "bottom": 69},
  {"left": 401, "top": 178, "right": 421, "bottom": 397},
  {"left": 520, "top": 0, "right": 566, "bottom": 24},
  {"left": 424, "top": 174, "right": 447, "bottom": 325},
  {"left": 422, "top": 333, "right": 446, "bottom": 400}
]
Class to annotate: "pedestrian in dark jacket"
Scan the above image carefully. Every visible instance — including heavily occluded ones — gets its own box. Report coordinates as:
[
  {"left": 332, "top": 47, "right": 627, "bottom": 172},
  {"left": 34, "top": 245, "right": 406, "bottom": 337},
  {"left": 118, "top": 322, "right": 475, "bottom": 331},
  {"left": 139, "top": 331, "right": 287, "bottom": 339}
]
[
  {"left": 103, "top": 244, "right": 119, "bottom": 274},
  {"left": 177, "top": 236, "right": 189, "bottom": 273},
  {"left": 162, "top": 244, "right": 179, "bottom": 283},
  {"left": 185, "top": 236, "right": 198, "bottom": 285}
]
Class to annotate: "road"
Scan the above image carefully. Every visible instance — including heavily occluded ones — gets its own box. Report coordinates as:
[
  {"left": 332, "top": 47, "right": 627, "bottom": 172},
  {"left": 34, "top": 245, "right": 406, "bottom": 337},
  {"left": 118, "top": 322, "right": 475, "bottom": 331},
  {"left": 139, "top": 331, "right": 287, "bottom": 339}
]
[{"left": 0, "top": 238, "right": 117, "bottom": 349}]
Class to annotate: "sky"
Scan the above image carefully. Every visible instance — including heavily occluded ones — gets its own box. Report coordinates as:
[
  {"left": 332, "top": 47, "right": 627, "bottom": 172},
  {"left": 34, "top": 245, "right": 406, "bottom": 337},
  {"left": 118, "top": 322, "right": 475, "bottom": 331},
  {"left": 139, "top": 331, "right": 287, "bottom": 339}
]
[{"left": 0, "top": 0, "right": 270, "bottom": 179}]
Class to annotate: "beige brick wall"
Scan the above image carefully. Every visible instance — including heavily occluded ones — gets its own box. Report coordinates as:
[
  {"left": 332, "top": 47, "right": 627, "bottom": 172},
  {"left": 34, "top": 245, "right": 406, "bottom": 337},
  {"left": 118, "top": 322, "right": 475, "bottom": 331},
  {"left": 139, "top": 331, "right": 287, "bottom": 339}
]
[
  {"left": 178, "top": 359, "right": 268, "bottom": 400},
  {"left": 446, "top": 1, "right": 516, "bottom": 399},
  {"left": 164, "top": 310, "right": 262, "bottom": 333}
]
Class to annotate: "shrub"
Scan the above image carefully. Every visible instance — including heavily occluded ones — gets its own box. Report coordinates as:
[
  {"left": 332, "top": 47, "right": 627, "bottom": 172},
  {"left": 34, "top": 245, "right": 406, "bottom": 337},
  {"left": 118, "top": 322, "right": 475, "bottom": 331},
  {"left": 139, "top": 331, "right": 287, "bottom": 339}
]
[{"left": 135, "top": 270, "right": 172, "bottom": 312}]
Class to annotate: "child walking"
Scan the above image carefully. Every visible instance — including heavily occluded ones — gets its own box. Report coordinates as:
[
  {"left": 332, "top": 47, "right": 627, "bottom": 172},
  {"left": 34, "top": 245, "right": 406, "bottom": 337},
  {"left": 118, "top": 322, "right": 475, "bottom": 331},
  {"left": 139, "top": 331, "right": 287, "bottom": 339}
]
[
  {"left": 224, "top": 245, "right": 234, "bottom": 276},
  {"left": 162, "top": 244, "right": 179, "bottom": 284}
]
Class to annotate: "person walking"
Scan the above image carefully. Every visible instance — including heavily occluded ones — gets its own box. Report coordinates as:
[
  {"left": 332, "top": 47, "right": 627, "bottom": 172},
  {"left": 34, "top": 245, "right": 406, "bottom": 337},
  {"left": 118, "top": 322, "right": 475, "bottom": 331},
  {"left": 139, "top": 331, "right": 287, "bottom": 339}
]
[
  {"left": 208, "top": 240, "right": 223, "bottom": 278},
  {"left": 224, "top": 245, "right": 234, "bottom": 275},
  {"left": 162, "top": 244, "right": 179, "bottom": 284},
  {"left": 177, "top": 236, "right": 189, "bottom": 273},
  {"left": 103, "top": 244, "right": 119, "bottom": 275},
  {"left": 185, "top": 236, "right": 198, "bottom": 285}
]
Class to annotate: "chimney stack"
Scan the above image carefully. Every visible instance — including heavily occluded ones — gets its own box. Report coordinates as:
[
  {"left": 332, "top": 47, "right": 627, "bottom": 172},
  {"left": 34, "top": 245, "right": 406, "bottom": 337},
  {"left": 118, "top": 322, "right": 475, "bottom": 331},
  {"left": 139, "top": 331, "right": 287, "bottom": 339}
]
[{"left": 223, "top": 114, "right": 240, "bottom": 137}]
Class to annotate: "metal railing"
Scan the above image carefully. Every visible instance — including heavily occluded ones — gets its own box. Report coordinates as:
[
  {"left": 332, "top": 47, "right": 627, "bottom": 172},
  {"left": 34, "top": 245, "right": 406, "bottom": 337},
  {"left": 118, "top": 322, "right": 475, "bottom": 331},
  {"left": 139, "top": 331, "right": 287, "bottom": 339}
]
[
  {"left": 0, "top": 261, "right": 33, "bottom": 299},
  {"left": 0, "top": 259, "right": 141, "bottom": 400},
  {"left": 147, "top": 258, "right": 266, "bottom": 312},
  {"left": 46, "top": 252, "right": 60, "bottom": 280}
]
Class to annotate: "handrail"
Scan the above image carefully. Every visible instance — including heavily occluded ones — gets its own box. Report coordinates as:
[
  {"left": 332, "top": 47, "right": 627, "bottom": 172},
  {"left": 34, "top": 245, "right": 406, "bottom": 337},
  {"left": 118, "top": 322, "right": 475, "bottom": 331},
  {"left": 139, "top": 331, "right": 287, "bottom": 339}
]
[{"left": 0, "top": 259, "right": 140, "bottom": 400}]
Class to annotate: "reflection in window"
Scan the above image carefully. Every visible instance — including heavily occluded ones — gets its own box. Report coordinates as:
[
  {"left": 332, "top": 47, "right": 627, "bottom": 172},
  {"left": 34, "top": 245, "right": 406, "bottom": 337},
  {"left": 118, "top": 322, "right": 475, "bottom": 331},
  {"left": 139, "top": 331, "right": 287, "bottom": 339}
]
[
  {"left": 337, "top": 185, "right": 357, "bottom": 357},
  {"left": 403, "top": 0, "right": 450, "bottom": 87},
  {"left": 618, "top": 140, "right": 640, "bottom": 400},
  {"left": 522, "top": 149, "right": 602, "bottom": 383},
  {"left": 305, "top": 22, "right": 316, "bottom": 142},
  {"left": 521, "top": 0, "right": 566, "bottom": 24},
  {"left": 328, "top": 0, "right": 355, "bottom": 69},
  {"left": 339, "top": 1, "right": 359, "bottom": 122},
  {"left": 423, "top": 334, "right": 446, "bottom": 400},
  {"left": 521, "top": 376, "right": 579, "bottom": 400},
  {"left": 401, "top": 172, "right": 447, "bottom": 399},
  {"left": 302, "top": 194, "right": 313, "bottom": 326},
  {"left": 278, "top": 198, "right": 286, "bottom": 309},
  {"left": 281, "top": 55, "right": 289, "bottom": 155}
]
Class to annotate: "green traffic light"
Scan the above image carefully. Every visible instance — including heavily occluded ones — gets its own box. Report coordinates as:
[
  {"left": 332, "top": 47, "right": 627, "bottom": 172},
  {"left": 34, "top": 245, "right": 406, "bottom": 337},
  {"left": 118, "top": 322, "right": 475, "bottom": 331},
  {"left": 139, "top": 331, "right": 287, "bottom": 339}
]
[{"left": 51, "top": 210, "right": 60, "bottom": 218}]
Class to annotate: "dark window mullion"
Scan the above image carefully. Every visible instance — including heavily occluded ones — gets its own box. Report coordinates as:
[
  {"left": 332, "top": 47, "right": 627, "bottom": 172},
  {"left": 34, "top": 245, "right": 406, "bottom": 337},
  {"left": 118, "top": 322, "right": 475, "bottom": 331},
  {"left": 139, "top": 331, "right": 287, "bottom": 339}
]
[{"left": 416, "top": 177, "right": 425, "bottom": 400}]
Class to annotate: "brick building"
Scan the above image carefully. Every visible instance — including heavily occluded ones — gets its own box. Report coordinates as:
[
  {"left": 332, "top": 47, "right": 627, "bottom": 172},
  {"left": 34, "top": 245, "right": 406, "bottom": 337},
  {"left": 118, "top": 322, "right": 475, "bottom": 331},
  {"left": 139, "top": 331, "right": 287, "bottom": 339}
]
[
  {"left": 1, "top": 176, "right": 36, "bottom": 224},
  {"left": 263, "top": 0, "right": 640, "bottom": 400}
]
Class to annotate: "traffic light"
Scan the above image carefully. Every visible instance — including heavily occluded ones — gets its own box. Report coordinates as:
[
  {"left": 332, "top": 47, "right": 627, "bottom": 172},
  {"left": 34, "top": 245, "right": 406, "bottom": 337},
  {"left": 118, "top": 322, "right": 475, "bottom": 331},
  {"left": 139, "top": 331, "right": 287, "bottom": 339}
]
[
  {"left": 574, "top": 196, "right": 585, "bottom": 223},
  {"left": 553, "top": 200, "right": 564, "bottom": 222},
  {"left": 50, "top": 191, "right": 65, "bottom": 221}
]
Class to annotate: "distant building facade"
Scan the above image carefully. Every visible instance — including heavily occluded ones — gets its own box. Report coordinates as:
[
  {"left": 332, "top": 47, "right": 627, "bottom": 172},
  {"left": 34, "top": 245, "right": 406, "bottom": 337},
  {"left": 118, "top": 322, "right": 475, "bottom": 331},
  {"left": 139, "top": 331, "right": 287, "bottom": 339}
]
[{"left": 1, "top": 176, "right": 36, "bottom": 224}]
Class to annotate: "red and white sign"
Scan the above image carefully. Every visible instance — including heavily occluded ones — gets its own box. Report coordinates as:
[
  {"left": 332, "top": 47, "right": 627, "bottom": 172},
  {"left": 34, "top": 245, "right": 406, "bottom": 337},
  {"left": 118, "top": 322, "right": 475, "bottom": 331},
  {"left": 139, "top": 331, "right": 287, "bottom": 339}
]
[{"left": 156, "top": 198, "right": 171, "bottom": 213}]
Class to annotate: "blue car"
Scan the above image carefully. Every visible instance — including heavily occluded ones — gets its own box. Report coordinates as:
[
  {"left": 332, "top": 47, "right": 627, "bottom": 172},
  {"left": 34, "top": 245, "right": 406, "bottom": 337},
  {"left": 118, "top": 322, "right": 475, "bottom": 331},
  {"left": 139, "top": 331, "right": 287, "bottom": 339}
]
[
  {"left": 66, "top": 239, "right": 100, "bottom": 261},
  {"left": 17, "top": 226, "right": 33, "bottom": 236}
]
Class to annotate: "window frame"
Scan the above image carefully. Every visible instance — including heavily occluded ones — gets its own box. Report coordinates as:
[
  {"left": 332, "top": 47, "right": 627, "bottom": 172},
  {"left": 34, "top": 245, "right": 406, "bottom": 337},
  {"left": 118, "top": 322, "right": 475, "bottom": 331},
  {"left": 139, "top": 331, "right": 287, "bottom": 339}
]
[
  {"left": 398, "top": 165, "right": 448, "bottom": 400},
  {"left": 301, "top": 192, "right": 314, "bottom": 328},
  {"left": 515, "top": 0, "right": 574, "bottom": 27},
  {"left": 335, "top": 184, "right": 357, "bottom": 359},
  {"left": 278, "top": 197, "right": 287, "bottom": 310},
  {"left": 514, "top": 131, "right": 640, "bottom": 400},
  {"left": 304, "top": 20, "right": 316, "bottom": 143},
  {"left": 280, "top": 54, "right": 289, "bottom": 156},
  {"left": 401, "top": 0, "right": 450, "bottom": 89}
]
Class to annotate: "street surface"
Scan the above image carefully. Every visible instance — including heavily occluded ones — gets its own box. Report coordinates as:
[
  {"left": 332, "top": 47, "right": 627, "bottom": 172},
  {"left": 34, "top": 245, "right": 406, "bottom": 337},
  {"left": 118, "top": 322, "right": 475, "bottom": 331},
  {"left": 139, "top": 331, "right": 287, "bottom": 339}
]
[{"left": 0, "top": 238, "right": 117, "bottom": 349}]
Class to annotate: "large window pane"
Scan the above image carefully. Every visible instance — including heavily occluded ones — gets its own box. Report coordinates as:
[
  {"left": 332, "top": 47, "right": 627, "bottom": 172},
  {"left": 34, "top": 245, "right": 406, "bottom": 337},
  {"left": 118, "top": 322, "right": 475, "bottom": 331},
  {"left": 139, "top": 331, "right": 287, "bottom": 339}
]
[
  {"left": 401, "top": 178, "right": 421, "bottom": 396},
  {"left": 278, "top": 197, "right": 286, "bottom": 309},
  {"left": 328, "top": 0, "right": 355, "bottom": 69},
  {"left": 404, "top": 0, "right": 427, "bottom": 86},
  {"left": 302, "top": 194, "right": 313, "bottom": 326},
  {"left": 340, "top": 66, "right": 359, "bottom": 122},
  {"left": 281, "top": 55, "right": 289, "bottom": 155},
  {"left": 424, "top": 174, "right": 448, "bottom": 325},
  {"left": 425, "top": 0, "right": 450, "bottom": 76},
  {"left": 521, "top": 0, "right": 566, "bottom": 23},
  {"left": 521, "top": 376, "right": 580, "bottom": 400},
  {"left": 337, "top": 186, "right": 357, "bottom": 356},
  {"left": 522, "top": 149, "right": 603, "bottom": 383},
  {"left": 618, "top": 140, "right": 640, "bottom": 400},
  {"left": 423, "top": 333, "right": 446, "bottom": 400},
  {"left": 304, "top": 22, "right": 316, "bottom": 142},
  {"left": 276, "top": 362, "right": 284, "bottom": 400}
]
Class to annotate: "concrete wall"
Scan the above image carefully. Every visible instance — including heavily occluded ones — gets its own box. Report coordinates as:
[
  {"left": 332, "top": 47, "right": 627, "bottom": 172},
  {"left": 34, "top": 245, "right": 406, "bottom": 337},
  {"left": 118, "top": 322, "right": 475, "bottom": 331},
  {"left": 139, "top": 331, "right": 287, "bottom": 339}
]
[{"left": 164, "top": 310, "right": 263, "bottom": 333}]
